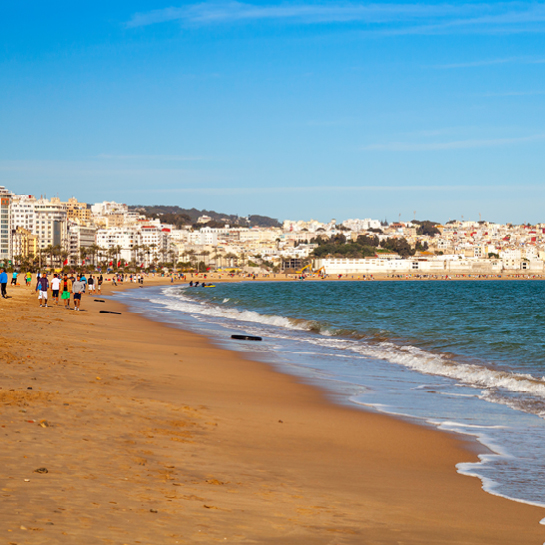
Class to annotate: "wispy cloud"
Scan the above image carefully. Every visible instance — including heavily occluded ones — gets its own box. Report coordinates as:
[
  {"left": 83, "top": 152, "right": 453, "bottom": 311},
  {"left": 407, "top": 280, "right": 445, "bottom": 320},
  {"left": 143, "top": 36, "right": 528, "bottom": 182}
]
[
  {"left": 124, "top": 184, "right": 542, "bottom": 195},
  {"left": 306, "top": 117, "right": 360, "bottom": 127},
  {"left": 362, "top": 134, "right": 545, "bottom": 151},
  {"left": 431, "top": 57, "right": 517, "bottom": 69},
  {"left": 431, "top": 56, "right": 545, "bottom": 69},
  {"left": 479, "top": 90, "right": 545, "bottom": 97},
  {"left": 126, "top": 2, "right": 545, "bottom": 35},
  {"left": 127, "top": 3, "right": 470, "bottom": 27},
  {"left": 96, "top": 154, "right": 206, "bottom": 161}
]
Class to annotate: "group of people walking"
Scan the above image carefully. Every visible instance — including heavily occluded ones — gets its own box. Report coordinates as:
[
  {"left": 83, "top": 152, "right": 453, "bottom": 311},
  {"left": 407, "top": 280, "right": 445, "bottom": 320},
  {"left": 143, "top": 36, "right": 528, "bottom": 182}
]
[
  {"left": 0, "top": 268, "right": 103, "bottom": 310},
  {"left": 34, "top": 273, "right": 103, "bottom": 310}
]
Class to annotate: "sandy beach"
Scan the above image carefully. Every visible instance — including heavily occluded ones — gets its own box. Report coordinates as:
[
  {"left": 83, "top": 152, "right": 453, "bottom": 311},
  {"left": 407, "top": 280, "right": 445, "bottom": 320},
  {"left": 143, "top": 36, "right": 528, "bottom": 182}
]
[{"left": 1, "top": 277, "right": 544, "bottom": 544}]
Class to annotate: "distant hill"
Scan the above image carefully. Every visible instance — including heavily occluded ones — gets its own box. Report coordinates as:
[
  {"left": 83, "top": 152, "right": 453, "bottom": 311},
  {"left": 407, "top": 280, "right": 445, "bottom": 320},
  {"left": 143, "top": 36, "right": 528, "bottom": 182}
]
[{"left": 129, "top": 205, "right": 281, "bottom": 229}]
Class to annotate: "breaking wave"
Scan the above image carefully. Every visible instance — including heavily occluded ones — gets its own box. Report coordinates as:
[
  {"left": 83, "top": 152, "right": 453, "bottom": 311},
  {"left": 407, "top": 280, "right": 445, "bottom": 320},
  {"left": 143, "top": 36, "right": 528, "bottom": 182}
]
[{"left": 154, "top": 287, "right": 545, "bottom": 417}]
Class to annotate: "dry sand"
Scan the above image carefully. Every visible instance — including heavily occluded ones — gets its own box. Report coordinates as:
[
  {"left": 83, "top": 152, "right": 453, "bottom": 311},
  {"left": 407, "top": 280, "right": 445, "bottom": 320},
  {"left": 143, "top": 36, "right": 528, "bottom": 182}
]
[{"left": 1, "top": 277, "right": 544, "bottom": 544}]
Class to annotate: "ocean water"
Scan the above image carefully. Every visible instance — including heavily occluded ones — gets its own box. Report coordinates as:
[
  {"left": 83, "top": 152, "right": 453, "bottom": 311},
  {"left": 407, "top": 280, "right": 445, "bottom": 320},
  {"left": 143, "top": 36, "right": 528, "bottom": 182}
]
[{"left": 115, "top": 280, "right": 545, "bottom": 511}]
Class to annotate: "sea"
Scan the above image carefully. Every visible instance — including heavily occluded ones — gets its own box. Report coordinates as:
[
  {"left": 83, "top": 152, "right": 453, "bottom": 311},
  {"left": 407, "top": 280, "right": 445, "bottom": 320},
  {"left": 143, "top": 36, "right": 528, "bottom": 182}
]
[{"left": 115, "top": 280, "right": 545, "bottom": 511}]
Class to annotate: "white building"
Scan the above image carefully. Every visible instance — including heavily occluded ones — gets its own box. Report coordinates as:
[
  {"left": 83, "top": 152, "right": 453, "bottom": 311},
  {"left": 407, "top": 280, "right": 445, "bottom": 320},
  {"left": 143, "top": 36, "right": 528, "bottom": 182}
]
[
  {"left": 140, "top": 226, "right": 170, "bottom": 261},
  {"left": 188, "top": 231, "right": 218, "bottom": 246},
  {"left": 500, "top": 248, "right": 522, "bottom": 260},
  {"left": 281, "top": 243, "right": 318, "bottom": 259},
  {"left": 96, "top": 227, "right": 138, "bottom": 263},
  {"left": 313, "top": 257, "right": 507, "bottom": 275},
  {"left": 0, "top": 186, "right": 12, "bottom": 261},
  {"left": 524, "top": 246, "right": 539, "bottom": 260},
  {"left": 341, "top": 218, "right": 382, "bottom": 232},
  {"left": 34, "top": 198, "right": 68, "bottom": 250},
  {"left": 11, "top": 195, "right": 68, "bottom": 251},
  {"left": 10, "top": 194, "right": 37, "bottom": 234},
  {"left": 283, "top": 219, "right": 333, "bottom": 233},
  {"left": 91, "top": 201, "right": 129, "bottom": 216},
  {"left": 68, "top": 222, "right": 96, "bottom": 264}
]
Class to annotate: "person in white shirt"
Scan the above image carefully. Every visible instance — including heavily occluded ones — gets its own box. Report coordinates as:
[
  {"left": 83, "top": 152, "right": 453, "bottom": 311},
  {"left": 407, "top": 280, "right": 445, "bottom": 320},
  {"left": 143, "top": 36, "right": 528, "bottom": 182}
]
[{"left": 50, "top": 273, "right": 61, "bottom": 306}]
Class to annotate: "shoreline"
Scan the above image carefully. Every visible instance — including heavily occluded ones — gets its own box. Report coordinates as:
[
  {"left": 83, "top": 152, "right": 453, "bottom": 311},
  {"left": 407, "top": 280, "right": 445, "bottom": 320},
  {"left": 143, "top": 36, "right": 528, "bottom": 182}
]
[
  {"left": 156, "top": 272, "right": 543, "bottom": 282},
  {"left": 115, "top": 279, "right": 545, "bottom": 511},
  {"left": 1, "top": 277, "right": 544, "bottom": 543}
]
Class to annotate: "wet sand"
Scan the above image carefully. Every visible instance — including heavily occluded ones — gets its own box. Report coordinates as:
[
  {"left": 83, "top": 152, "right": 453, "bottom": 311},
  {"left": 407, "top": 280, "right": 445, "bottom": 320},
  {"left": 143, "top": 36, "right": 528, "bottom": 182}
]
[{"left": 1, "top": 277, "right": 544, "bottom": 544}]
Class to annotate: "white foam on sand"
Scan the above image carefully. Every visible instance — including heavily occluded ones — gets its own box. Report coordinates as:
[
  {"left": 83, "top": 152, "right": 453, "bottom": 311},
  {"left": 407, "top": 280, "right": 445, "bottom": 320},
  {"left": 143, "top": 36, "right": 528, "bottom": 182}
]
[
  {"left": 120, "top": 286, "right": 545, "bottom": 514},
  {"left": 155, "top": 287, "right": 545, "bottom": 414},
  {"left": 354, "top": 401, "right": 545, "bottom": 510}
]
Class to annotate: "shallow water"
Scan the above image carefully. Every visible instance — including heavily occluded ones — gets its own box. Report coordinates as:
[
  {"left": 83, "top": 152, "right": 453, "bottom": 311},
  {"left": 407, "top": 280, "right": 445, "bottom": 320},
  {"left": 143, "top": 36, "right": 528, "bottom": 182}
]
[{"left": 116, "top": 280, "right": 545, "bottom": 509}]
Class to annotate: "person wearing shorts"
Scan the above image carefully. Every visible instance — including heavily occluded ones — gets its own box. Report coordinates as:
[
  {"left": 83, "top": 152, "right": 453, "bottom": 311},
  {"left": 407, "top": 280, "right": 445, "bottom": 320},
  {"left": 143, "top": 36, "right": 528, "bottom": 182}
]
[
  {"left": 50, "top": 273, "right": 61, "bottom": 306},
  {"left": 88, "top": 275, "right": 95, "bottom": 293},
  {"left": 97, "top": 274, "right": 103, "bottom": 293},
  {"left": 25, "top": 272, "right": 31, "bottom": 286},
  {"left": 72, "top": 274, "right": 84, "bottom": 311},
  {"left": 36, "top": 273, "right": 49, "bottom": 307},
  {"left": 60, "top": 274, "right": 72, "bottom": 309}
]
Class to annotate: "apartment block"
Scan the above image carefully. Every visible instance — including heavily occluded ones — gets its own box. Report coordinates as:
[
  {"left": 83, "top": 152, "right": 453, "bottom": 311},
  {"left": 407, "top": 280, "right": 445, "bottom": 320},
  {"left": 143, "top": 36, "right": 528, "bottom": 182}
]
[{"left": 0, "top": 186, "right": 12, "bottom": 262}]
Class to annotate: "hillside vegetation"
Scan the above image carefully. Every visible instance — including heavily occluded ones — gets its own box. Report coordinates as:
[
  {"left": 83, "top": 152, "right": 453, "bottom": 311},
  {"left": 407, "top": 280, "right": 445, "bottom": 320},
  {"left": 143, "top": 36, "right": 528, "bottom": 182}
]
[{"left": 130, "top": 205, "right": 281, "bottom": 228}]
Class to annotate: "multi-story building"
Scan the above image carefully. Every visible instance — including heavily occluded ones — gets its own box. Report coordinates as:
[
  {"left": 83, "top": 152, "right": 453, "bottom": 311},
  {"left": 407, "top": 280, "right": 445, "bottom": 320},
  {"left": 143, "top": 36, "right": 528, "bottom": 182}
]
[
  {"left": 140, "top": 226, "right": 170, "bottom": 262},
  {"left": 341, "top": 218, "right": 382, "bottom": 232},
  {"left": 11, "top": 227, "right": 38, "bottom": 262},
  {"left": 0, "top": 186, "right": 12, "bottom": 262},
  {"left": 10, "top": 195, "right": 69, "bottom": 254},
  {"left": 188, "top": 230, "right": 218, "bottom": 246},
  {"left": 64, "top": 197, "right": 92, "bottom": 225},
  {"left": 91, "top": 201, "right": 129, "bottom": 216},
  {"left": 34, "top": 198, "right": 68, "bottom": 250},
  {"left": 96, "top": 227, "right": 139, "bottom": 264},
  {"left": 68, "top": 222, "right": 96, "bottom": 264},
  {"left": 10, "top": 194, "right": 37, "bottom": 234},
  {"left": 91, "top": 201, "right": 131, "bottom": 229}
]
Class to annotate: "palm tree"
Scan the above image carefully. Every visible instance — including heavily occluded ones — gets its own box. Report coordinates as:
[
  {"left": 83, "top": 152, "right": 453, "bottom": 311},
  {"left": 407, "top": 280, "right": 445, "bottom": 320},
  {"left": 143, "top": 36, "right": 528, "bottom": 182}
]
[
  {"left": 43, "top": 244, "right": 54, "bottom": 268},
  {"left": 60, "top": 250, "right": 69, "bottom": 269},
  {"left": 36, "top": 246, "right": 43, "bottom": 270},
  {"left": 96, "top": 246, "right": 106, "bottom": 267},
  {"left": 168, "top": 249, "right": 177, "bottom": 268},
  {"left": 114, "top": 245, "right": 122, "bottom": 268},
  {"left": 133, "top": 244, "right": 140, "bottom": 267},
  {"left": 142, "top": 245, "right": 151, "bottom": 268},
  {"left": 150, "top": 243, "right": 158, "bottom": 264},
  {"left": 224, "top": 252, "right": 238, "bottom": 268},
  {"left": 80, "top": 246, "right": 89, "bottom": 268},
  {"left": 89, "top": 243, "right": 100, "bottom": 267},
  {"left": 212, "top": 249, "right": 222, "bottom": 269},
  {"left": 53, "top": 245, "right": 62, "bottom": 268},
  {"left": 107, "top": 248, "right": 116, "bottom": 269},
  {"left": 186, "top": 249, "right": 196, "bottom": 270}
]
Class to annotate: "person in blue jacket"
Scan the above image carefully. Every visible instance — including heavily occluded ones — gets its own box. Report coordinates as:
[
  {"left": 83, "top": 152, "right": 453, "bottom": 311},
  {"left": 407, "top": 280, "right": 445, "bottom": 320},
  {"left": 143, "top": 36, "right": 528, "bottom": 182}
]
[{"left": 0, "top": 268, "right": 7, "bottom": 298}]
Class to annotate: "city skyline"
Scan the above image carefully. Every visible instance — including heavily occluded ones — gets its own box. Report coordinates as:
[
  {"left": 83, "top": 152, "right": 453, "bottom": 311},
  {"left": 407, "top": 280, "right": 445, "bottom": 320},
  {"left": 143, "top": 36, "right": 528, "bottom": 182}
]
[{"left": 1, "top": 1, "right": 544, "bottom": 223}]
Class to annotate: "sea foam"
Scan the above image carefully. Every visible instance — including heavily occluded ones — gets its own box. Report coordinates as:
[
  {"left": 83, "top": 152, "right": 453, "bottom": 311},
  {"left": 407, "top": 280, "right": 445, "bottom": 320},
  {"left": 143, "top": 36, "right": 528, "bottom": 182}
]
[{"left": 156, "top": 287, "right": 545, "bottom": 418}]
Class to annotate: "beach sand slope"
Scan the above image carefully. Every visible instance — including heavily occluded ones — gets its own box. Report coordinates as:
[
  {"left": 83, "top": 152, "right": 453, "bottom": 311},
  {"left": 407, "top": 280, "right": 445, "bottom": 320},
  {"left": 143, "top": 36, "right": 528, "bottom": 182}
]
[{"left": 1, "top": 282, "right": 543, "bottom": 544}]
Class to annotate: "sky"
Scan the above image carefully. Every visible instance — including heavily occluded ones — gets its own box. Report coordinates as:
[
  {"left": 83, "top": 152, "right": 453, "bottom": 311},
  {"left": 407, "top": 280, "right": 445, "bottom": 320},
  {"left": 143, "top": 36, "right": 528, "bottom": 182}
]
[{"left": 0, "top": 1, "right": 544, "bottom": 224}]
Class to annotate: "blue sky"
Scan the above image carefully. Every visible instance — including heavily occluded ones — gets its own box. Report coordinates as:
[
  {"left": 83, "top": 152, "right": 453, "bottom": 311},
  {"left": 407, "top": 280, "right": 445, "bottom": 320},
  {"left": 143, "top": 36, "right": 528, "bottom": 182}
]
[{"left": 1, "top": 1, "right": 544, "bottom": 223}]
